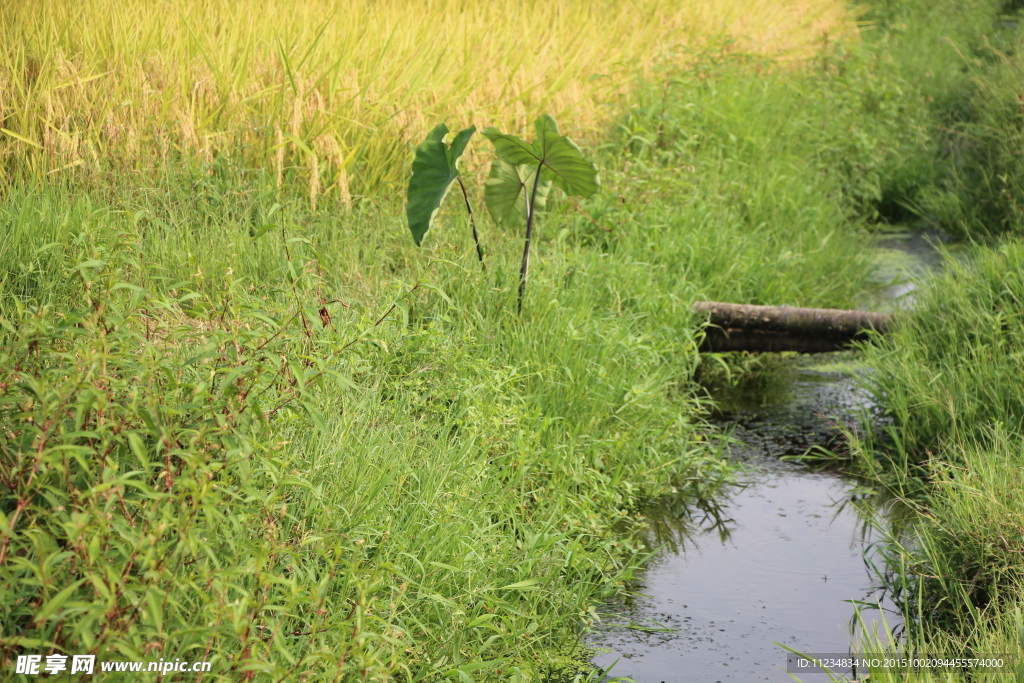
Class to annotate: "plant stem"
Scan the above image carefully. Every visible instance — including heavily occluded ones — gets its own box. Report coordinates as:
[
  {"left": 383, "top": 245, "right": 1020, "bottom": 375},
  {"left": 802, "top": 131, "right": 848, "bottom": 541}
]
[
  {"left": 518, "top": 166, "right": 544, "bottom": 315},
  {"left": 282, "top": 225, "right": 311, "bottom": 338},
  {"left": 457, "top": 176, "right": 485, "bottom": 270}
]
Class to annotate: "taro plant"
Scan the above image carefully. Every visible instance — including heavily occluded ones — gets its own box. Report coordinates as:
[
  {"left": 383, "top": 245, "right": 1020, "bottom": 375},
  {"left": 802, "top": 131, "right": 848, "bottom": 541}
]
[
  {"left": 482, "top": 114, "right": 600, "bottom": 312},
  {"left": 407, "top": 114, "right": 599, "bottom": 312}
]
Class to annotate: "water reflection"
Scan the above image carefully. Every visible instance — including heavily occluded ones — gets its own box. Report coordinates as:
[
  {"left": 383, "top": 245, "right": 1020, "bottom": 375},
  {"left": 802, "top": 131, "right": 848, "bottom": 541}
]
[
  {"left": 592, "top": 355, "right": 905, "bottom": 683},
  {"left": 593, "top": 472, "right": 900, "bottom": 682}
]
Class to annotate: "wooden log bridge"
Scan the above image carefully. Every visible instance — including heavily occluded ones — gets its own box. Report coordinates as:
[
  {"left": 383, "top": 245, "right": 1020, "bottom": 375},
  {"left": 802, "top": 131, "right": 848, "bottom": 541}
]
[{"left": 693, "top": 301, "right": 892, "bottom": 353}]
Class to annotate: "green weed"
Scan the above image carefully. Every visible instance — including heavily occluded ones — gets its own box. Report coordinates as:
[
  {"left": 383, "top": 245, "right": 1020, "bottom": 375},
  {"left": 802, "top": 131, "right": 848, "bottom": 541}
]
[
  {"left": 1, "top": 4, "right": 978, "bottom": 676},
  {"left": 855, "top": 240, "right": 1024, "bottom": 465},
  {"left": 851, "top": 242, "right": 1024, "bottom": 673}
]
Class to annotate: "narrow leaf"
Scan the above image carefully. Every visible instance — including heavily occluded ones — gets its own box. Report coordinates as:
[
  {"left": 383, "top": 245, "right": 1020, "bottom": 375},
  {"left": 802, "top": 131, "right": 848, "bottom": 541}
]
[
  {"left": 0, "top": 128, "right": 43, "bottom": 149},
  {"left": 302, "top": 401, "right": 328, "bottom": 432},
  {"left": 498, "top": 578, "right": 543, "bottom": 590},
  {"left": 35, "top": 579, "right": 88, "bottom": 623}
]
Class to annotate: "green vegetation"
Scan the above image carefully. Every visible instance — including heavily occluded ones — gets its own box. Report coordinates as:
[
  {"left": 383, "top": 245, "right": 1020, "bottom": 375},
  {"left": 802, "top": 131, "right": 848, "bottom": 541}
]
[
  {"left": 0, "top": 37, "right": 913, "bottom": 678},
  {"left": 857, "top": 242, "right": 1024, "bottom": 468},
  {"left": 840, "top": 1, "right": 1024, "bottom": 675},
  {"left": 9, "top": 0, "right": 1024, "bottom": 678},
  {"left": 405, "top": 123, "right": 479, "bottom": 255},
  {"left": 479, "top": 114, "right": 600, "bottom": 312},
  {"left": 847, "top": 242, "right": 1024, "bottom": 681},
  {"left": 406, "top": 114, "right": 601, "bottom": 311},
  {"left": 863, "top": 0, "right": 1024, "bottom": 237}
]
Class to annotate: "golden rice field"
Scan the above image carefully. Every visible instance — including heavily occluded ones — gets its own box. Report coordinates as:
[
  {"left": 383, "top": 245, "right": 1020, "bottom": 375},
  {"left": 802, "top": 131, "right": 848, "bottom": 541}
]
[{"left": 0, "top": 0, "right": 856, "bottom": 200}]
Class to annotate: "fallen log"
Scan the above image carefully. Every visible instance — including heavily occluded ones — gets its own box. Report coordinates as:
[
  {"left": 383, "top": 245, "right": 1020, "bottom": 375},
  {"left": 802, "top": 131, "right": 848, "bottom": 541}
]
[{"left": 693, "top": 301, "right": 891, "bottom": 353}]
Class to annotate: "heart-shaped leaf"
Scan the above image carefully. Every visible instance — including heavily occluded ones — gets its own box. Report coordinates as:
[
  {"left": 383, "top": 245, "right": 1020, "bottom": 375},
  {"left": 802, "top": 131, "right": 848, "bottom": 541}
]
[
  {"left": 484, "top": 158, "right": 552, "bottom": 228},
  {"left": 532, "top": 114, "right": 600, "bottom": 198},
  {"left": 406, "top": 123, "right": 476, "bottom": 245},
  {"left": 482, "top": 115, "right": 599, "bottom": 199}
]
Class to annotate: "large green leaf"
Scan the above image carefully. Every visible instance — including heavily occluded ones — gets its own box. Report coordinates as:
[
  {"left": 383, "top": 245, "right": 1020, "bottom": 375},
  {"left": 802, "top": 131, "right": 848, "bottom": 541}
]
[
  {"left": 484, "top": 158, "right": 552, "bottom": 228},
  {"left": 406, "top": 123, "right": 476, "bottom": 246},
  {"left": 482, "top": 115, "right": 599, "bottom": 200},
  {"left": 532, "top": 114, "right": 600, "bottom": 198},
  {"left": 480, "top": 128, "right": 537, "bottom": 168}
]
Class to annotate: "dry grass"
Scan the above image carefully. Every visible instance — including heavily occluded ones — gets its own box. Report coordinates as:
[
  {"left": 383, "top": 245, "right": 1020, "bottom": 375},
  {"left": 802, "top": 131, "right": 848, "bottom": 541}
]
[{"left": 0, "top": 0, "right": 856, "bottom": 198}]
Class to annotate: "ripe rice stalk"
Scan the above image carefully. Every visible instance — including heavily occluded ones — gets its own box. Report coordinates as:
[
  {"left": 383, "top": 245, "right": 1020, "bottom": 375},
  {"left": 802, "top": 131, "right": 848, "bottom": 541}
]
[
  {"left": 316, "top": 134, "right": 353, "bottom": 210},
  {"left": 336, "top": 162, "right": 352, "bottom": 211},
  {"left": 43, "top": 93, "right": 53, "bottom": 159},
  {"left": 0, "top": 0, "right": 857, "bottom": 193}
]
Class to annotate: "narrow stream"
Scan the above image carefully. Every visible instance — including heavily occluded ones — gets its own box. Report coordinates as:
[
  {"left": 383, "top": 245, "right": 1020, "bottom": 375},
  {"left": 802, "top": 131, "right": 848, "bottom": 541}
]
[{"left": 590, "top": 230, "right": 954, "bottom": 682}]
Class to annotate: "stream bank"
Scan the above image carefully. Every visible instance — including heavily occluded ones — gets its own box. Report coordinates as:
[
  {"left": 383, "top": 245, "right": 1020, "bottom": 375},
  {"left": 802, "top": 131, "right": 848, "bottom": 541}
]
[{"left": 591, "top": 230, "right": 952, "bottom": 682}]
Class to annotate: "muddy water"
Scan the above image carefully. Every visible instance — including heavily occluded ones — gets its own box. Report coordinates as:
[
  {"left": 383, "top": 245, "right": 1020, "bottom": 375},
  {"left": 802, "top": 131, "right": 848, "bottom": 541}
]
[{"left": 590, "top": 230, "right": 952, "bottom": 682}]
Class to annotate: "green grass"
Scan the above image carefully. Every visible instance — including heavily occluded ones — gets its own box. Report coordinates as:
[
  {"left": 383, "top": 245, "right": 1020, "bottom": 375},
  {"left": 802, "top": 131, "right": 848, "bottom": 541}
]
[
  {"left": 849, "top": 242, "right": 1024, "bottom": 677},
  {"left": 0, "top": 45, "right": 905, "bottom": 679},
  {"left": 861, "top": 0, "right": 1024, "bottom": 237},
  {"left": 756, "top": 2, "right": 1024, "bottom": 673},
  {"left": 1, "top": 194, "right": 725, "bottom": 681},
  {"left": 827, "top": 427, "right": 1024, "bottom": 683},
  {"left": 856, "top": 240, "right": 1024, "bottom": 468}
]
